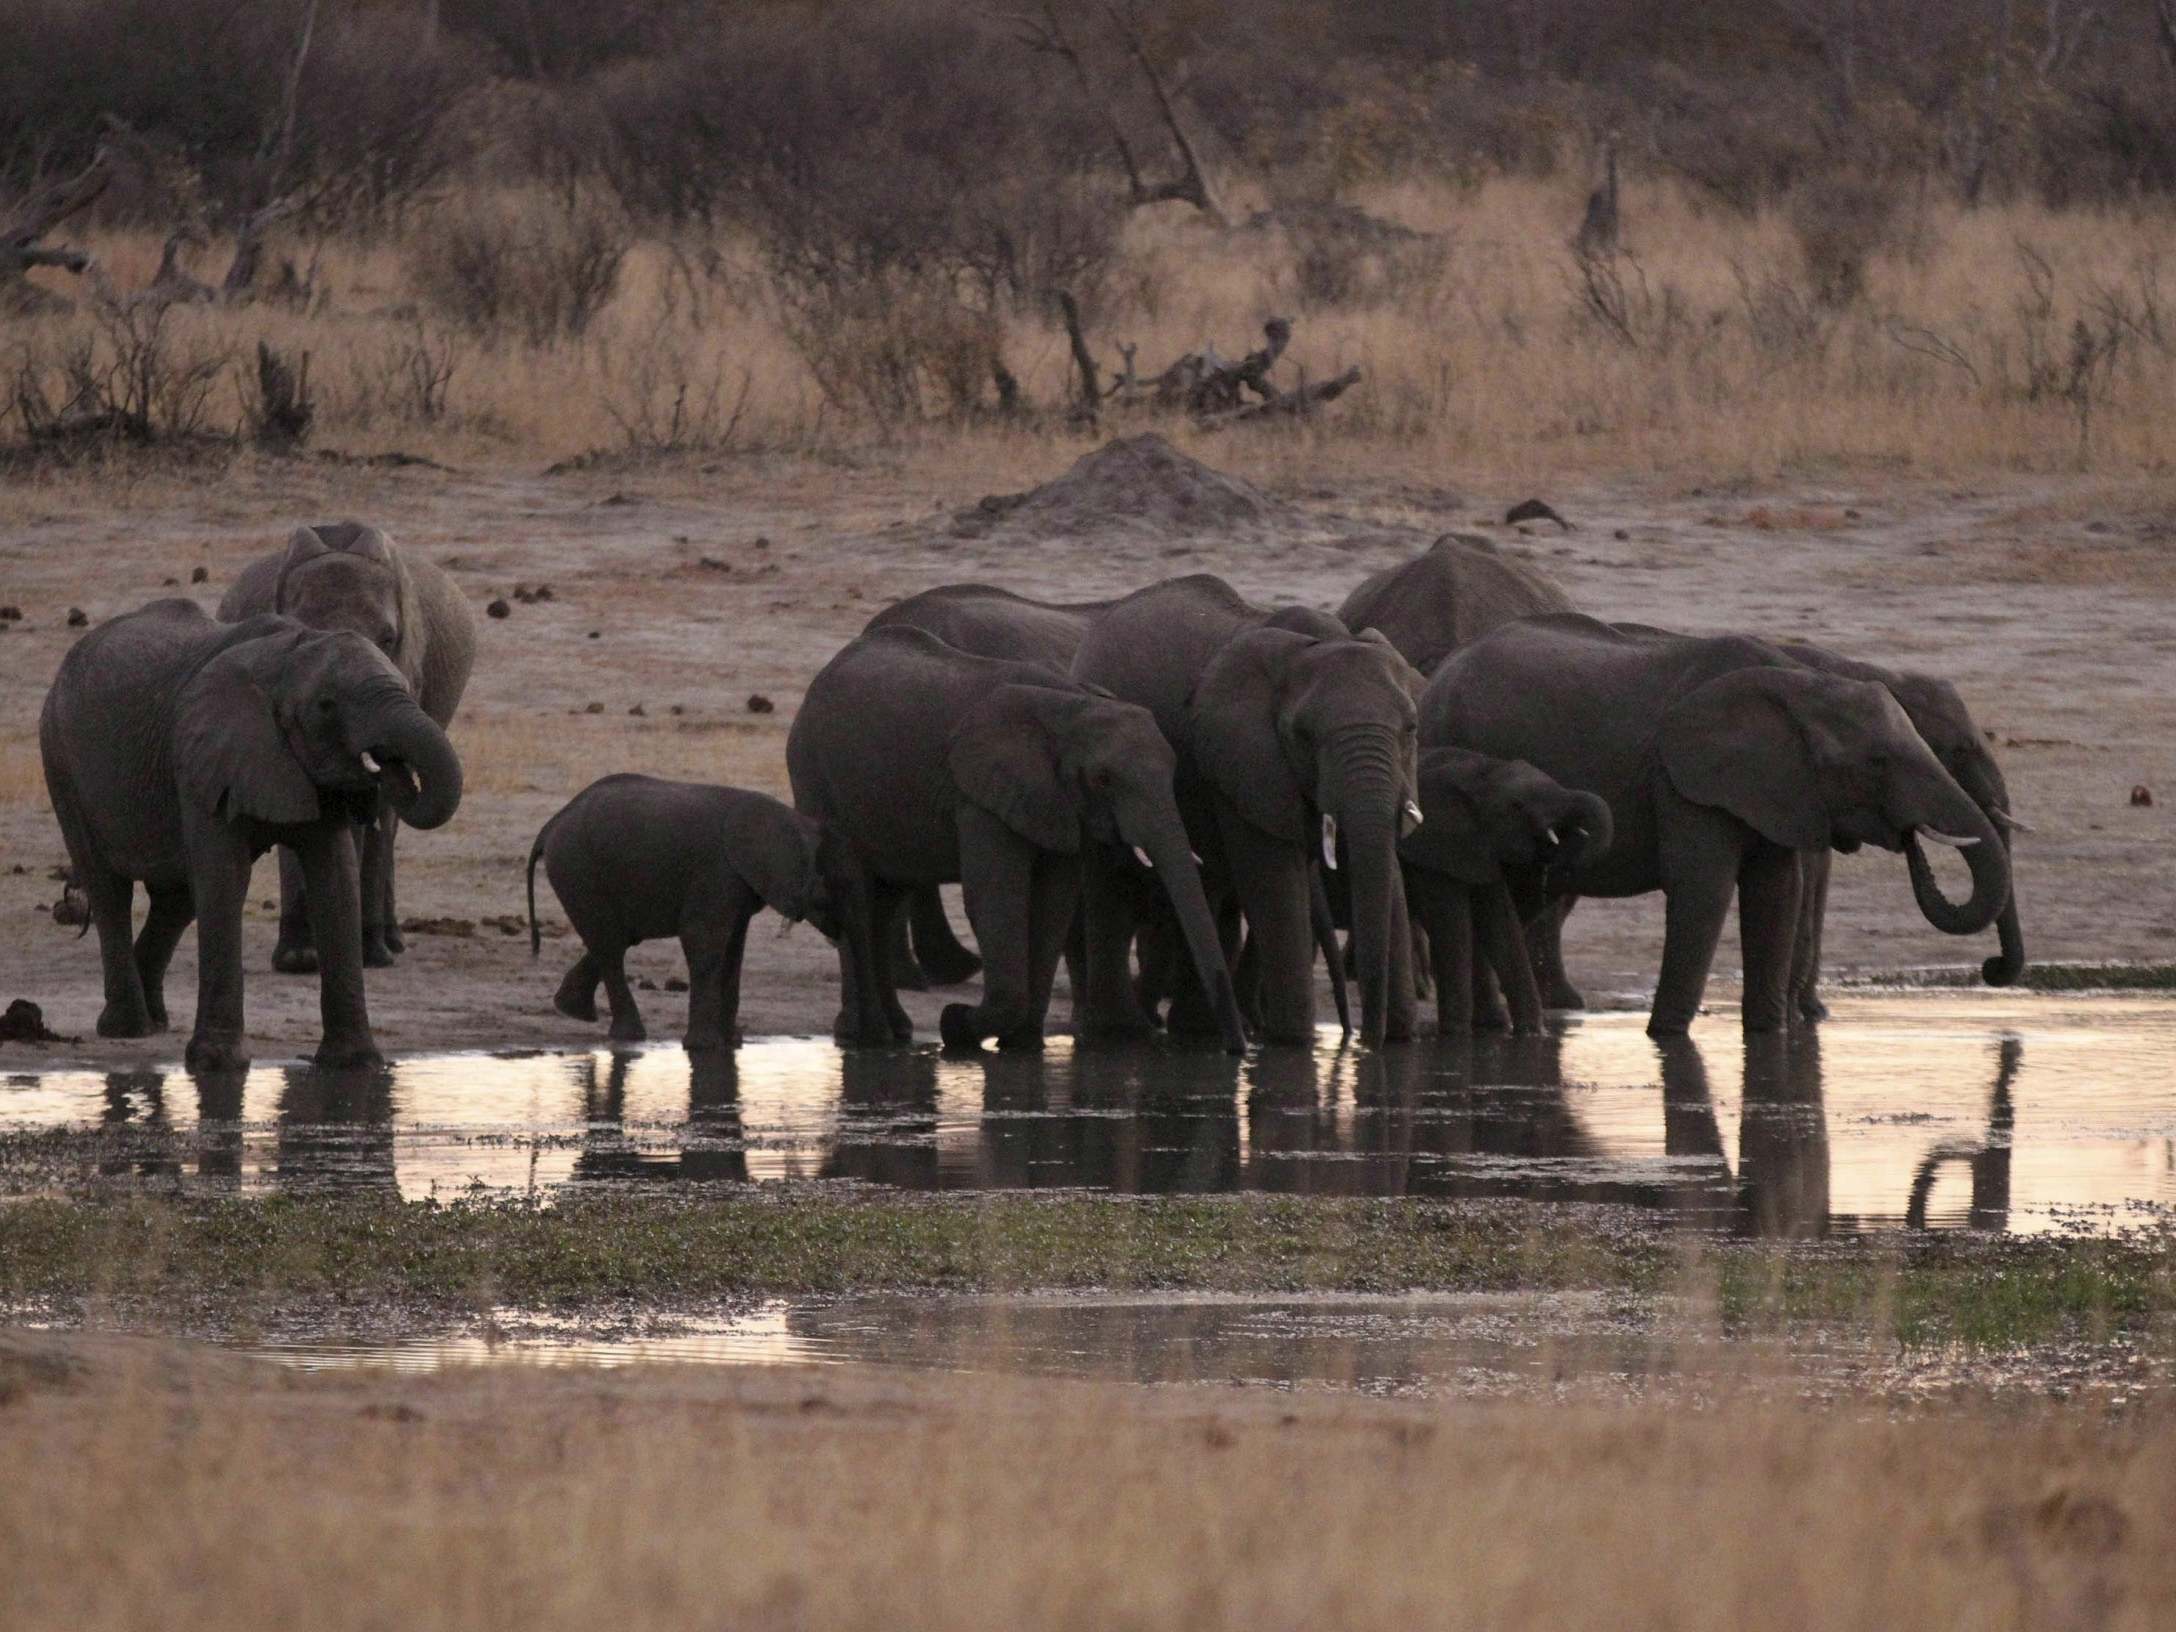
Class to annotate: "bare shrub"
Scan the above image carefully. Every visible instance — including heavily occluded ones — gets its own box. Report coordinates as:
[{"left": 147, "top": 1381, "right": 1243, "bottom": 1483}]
[
  {"left": 598, "top": 314, "right": 751, "bottom": 456},
  {"left": 6, "top": 301, "right": 231, "bottom": 449},
  {"left": 242, "top": 340, "right": 312, "bottom": 450},
  {"left": 779, "top": 276, "right": 1010, "bottom": 425},
  {"left": 1566, "top": 246, "right": 1690, "bottom": 351},
  {"left": 1787, "top": 175, "right": 1901, "bottom": 309},
  {"left": 410, "top": 195, "right": 626, "bottom": 346},
  {"left": 341, "top": 322, "right": 460, "bottom": 429}
]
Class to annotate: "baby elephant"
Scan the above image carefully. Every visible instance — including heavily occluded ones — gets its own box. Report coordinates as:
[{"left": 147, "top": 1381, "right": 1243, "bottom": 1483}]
[{"left": 527, "top": 775, "right": 856, "bottom": 1051}]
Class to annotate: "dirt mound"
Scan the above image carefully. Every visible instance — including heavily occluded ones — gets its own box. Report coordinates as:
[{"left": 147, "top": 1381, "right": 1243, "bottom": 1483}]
[{"left": 950, "top": 434, "right": 1303, "bottom": 541}]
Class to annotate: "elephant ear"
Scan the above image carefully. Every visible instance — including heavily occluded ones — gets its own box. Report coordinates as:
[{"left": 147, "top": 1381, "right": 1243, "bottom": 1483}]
[
  {"left": 1658, "top": 668, "right": 1830, "bottom": 851},
  {"left": 735, "top": 808, "right": 822, "bottom": 921},
  {"left": 173, "top": 647, "right": 322, "bottom": 825},
  {"left": 1355, "top": 626, "right": 1426, "bottom": 698},
  {"left": 948, "top": 684, "right": 1082, "bottom": 853},
  {"left": 1404, "top": 753, "right": 1500, "bottom": 884},
  {"left": 272, "top": 525, "right": 333, "bottom": 609},
  {"left": 1187, "top": 627, "right": 1313, "bottom": 846}
]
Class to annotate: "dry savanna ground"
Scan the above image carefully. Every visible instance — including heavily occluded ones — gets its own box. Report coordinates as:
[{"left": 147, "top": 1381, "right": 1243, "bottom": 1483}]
[{"left": 2, "top": 1329, "right": 2168, "bottom": 1632}]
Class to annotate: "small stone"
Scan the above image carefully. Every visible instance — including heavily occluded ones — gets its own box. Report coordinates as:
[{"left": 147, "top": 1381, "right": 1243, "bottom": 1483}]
[
  {"left": 534, "top": 584, "right": 554, "bottom": 602},
  {"left": 584, "top": 702, "right": 604, "bottom": 715},
  {"left": 512, "top": 584, "right": 534, "bottom": 603},
  {"left": 1843, "top": 508, "right": 1862, "bottom": 520},
  {"left": 699, "top": 556, "right": 731, "bottom": 572},
  {"left": 162, "top": 577, "right": 178, "bottom": 586},
  {"left": 628, "top": 703, "right": 646, "bottom": 717},
  {"left": 587, "top": 630, "right": 600, "bottom": 640},
  {"left": 2085, "top": 520, "right": 2115, "bottom": 535},
  {"left": 746, "top": 694, "right": 775, "bottom": 714},
  {"left": 668, "top": 705, "right": 686, "bottom": 716},
  {"left": 486, "top": 598, "right": 511, "bottom": 619},
  {"left": 1612, "top": 528, "right": 1629, "bottom": 541},
  {"left": 65, "top": 608, "right": 87, "bottom": 627},
  {"left": 636, "top": 977, "right": 658, "bottom": 991},
  {"left": 752, "top": 536, "right": 770, "bottom": 550},
  {"left": 190, "top": 566, "right": 208, "bottom": 583},
  {"left": 664, "top": 976, "right": 688, "bottom": 993},
  {"left": 2131, "top": 784, "right": 2154, "bottom": 807},
  {"left": 0, "top": 606, "right": 20, "bottom": 621}
]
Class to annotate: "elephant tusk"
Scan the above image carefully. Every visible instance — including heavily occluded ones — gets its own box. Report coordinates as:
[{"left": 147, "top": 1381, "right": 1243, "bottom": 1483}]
[
  {"left": 1321, "top": 813, "right": 1338, "bottom": 870},
  {"left": 359, "top": 751, "right": 382, "bottom": 775},
  {"left": 1133, "top": 846, "right": 1154, "bottom": 870},
  {"left": 1543, "top": 830, "right": 1560, "bottom": 848},
  {"left": 1917, "top": 826, "right": 1982, "bottom": 849},
  {"left": 1991, "top": 807, "right": 2035, "bottom": 835},
  {"left": 1402, "top": 799, "right": 1423, "bottom": 835}
]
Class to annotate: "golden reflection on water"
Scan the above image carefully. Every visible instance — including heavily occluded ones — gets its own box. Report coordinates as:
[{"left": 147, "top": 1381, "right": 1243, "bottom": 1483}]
[{"left": 8, "top": 995, "right": 2176, "bottom": 1234}]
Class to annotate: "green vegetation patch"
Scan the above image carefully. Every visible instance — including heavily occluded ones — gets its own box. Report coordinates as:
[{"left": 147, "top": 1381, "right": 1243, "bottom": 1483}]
[{"left": 1851, "top": 962, "right": 2176, "bottom": 992}]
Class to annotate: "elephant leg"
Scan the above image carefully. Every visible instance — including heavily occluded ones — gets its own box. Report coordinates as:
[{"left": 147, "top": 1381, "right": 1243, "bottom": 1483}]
[
  {"left": 298, "top": 822, "right": 380, "bottom": 1067},
  {"left": 1408, "top": 870, "right": 1472, "bottom": 1034},
  {"left": 1077, "top": 848, "right": 1155, "bottom": 1042},
  {"left": 1476, "top": 881, "right": 1545, "bottom": 1035},
  {"left": 1534, "top": 895, "right": 1583, "bottom": 1010},
  {"left": 835, "top": 876, "right": 908, "bottom": 1046},
  {"left": 555, "top": 950, "right": 603, "bottom": 1021},
  {"left": 1649, "top": 876, "right": 1735, "bottom": 1039},
  {"left": 359, "top": 817, "right": 395, "bottom": 969},
  {"left": 681, "top": 884, "right": 756, "bottom": 1053},
  {"left": 943, "top": 807, "right": 1040, "bottom": 1051},
  {"left": 1791, "top": 848, "right": 1832, "bottom": 1022},
  {"left": 1383, "top": 867, "right": 1418, "bottom": 1043},
  {"left": 1737, "top": 842, "right": 1803, "bottom": 1035},
  {"left": 1409, "top": 909, "right": 1433, "bottom": 1002},
  {"left": 271, "top": 845, "right": 317, "bottom": 974},
  {"left": 1014, "top": 852, "right": 1080, "bottom": 1050},
  {"left": 883, "top": 909, "right": 928, "bottom": 992},
  {"left": 132, "top": 884, "right": 196, "bottom": 1033},
  {"left": 181, "top": 812, "right": 256, "bottom": 1072},
  {"left": 909, "top": 885, "right": 982, "bottom": 986},
  {"left": 87, "top": 866, "right": 153, "bottom": 1039},
  {"left": 1219, "top": 813, "right": 1313, "bottom": 1046},
  {"left": 599, "top": 947, "right": 647, "bottom": 1045}
]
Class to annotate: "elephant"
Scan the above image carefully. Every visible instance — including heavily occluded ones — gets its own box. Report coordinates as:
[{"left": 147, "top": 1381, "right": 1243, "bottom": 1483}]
[
  {"left": 220, "top": 522, "right": 477, "bottom": 970},
  {"left": 1424, "top": 614, "right": 2011, "bottom": 1037},
  {"left": 526, "top": 774, "right": 861, "bottom": 1052},
  {"left": 1386, "top": 747, "right": 1612, "bottom": 1035},
  {"left": 1070, "top": 574, "right": 1424, "bottom": 1046},
  {"left": 40, "top": 599, "right": 464, "bottom": 1069},
  {"left": 1337, "top": 531, "right": 1574, "bottom": 676},
  {"left": 787, "top": 624, "right": 1247, "bottom": 1052},
  {"left": 1771, "top": 640, "right": 2024, "bottom": 1018}
]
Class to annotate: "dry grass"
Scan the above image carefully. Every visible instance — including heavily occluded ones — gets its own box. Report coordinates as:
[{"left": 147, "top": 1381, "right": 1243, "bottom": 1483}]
[
  {"left": 3, "top": 1333, "right": 2168, "bottom": 1631},
  {"left": 15, "top": 177, "right": 2176, "bottom": 482}
]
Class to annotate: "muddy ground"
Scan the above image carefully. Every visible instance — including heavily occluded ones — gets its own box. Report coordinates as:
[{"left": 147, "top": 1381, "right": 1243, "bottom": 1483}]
[{"left": 2, "top": 441, "right": 2171, "bottom": 1069}]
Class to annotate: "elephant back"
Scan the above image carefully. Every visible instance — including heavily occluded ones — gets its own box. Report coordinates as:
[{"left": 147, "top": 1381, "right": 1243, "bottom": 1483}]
[{"left": 1339, "top": 533, "right": 1573, "bottom": 676}]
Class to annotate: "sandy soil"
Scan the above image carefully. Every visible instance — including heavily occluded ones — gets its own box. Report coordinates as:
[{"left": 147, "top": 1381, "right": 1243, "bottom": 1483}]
[{"left": 3, "top": 441, "right": 2172, "bottom": 1070}]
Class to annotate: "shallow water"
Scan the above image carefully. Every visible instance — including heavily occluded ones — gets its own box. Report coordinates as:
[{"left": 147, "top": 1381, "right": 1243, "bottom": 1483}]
[{"left": 6, "top": 994, "right": 2174, "bottom": 1236}]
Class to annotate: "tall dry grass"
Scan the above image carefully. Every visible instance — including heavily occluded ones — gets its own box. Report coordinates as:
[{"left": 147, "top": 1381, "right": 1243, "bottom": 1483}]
[
  {"left": 4, "top": 1337, "right": 2167, "bottom": 1631},
  {"left": 13, "top": 175, "right": 2176, "bottom": 482}
]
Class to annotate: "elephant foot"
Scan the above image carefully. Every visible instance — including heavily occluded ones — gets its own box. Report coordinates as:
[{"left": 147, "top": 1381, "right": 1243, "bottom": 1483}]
[
  {"left": 885, "top": 1005, "right": 915, "bottom": 1043},
  {"left": 362, "top": 936, "right": 397, "bottom": 970},
  {"left": 185, "top": 1034, "right": 250, "bottom": 1073},
  {"left": 1472, "top": 1000, "right": 1511, "bottom": 1034},
  {"left": 996, "top": 1025, "right": 1046, "bottom": 1053},
  {"left": 1078, "top": 1009, "right": 1158, "bottom": 1047},
  {"left": 834, "top": 1009, "right": 905, "bottom": 1048},
  {"left": 272, "top": 943, "right": 318, "bottom": 975},
  {"left": 1645, "top": 1015, "right": 1695, "bottom": 1039},
  {"left": 314, "top": 1035, "right": 384, "bottom": 1070},
  {"left": 938, "top": 1003, "right": 985, "bottom": 1053},
  {"left": 554, "top": 982, "right": 599, "bottom": 1023},
  {"left": 383, "top": 924, "right": 405, "bottom": 955},
  {"left": 96, "top": 1003, "right": 155, "bottom": 1040},
  {"left": 608, "top": 1019, "right": 648, "bottom": 1046},
  {"left": 917, "top": 945, "right": 983, "bottom": 987},
  {"left": 886, "top": 954, "right": 931, "bottom": 993},
  {"left": 683, "top": 1029, "right": 735, "bottom": 1054},
  {"left": 1796, "top": 992, "right": 1831, "bottom": 1023},
  {"left": 1545, "top": 982, "right": 1584, "bottom": 1011}
]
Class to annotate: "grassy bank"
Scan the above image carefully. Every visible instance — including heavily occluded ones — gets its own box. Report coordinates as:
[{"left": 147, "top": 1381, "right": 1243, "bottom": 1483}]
[{"left": 4, "top": 1190, "right": 2170, "bottom": 1350}]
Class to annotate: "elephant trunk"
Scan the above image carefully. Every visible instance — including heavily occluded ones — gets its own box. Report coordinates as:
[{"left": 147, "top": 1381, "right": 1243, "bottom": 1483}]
[
  {"left": 1551, "top": 791, "right": 1614, "bottom": 874},
  {"left": 1325, "top": 727, "right": 1405, "bottom": 1047},
  {"left": 1955, "top": 756, "right": 2026, "bottom": 988},
  {"left": 360, "top": 697, "right": 463, "bottom": 830},
  {"left": 1129, "top": 809, "right": 1248, "bottom": 1054},
  {"left": 1904, "top": 797, "right": 2008, "bottom": 937}
]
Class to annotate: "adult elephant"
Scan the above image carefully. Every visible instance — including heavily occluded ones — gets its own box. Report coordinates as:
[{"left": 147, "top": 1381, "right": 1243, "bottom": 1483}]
[
  {"left": 1389, "top": 748, "right": 1612, "bottom": 1035},
  {"left": 788, "top": 625, "right": 1246, "bottom": 1053},
  {"left": 1071, "top": 574, "right": 1423, "bottom": 1047},
  {"left": 1337, "top": 532, "right": 1573, "bottom": 676},
  {"left": 41, "top": 601, "right": 463, "bottom": 1069},
  {"left": 1772, "top": 639, "right": 2024, "bottom": 1017},
  {"left": 1425, "top": 615, "right": 2010, "bottom": 1037},
  {"left": 220, "top": 522, "right": 477, "bottom": 970}
]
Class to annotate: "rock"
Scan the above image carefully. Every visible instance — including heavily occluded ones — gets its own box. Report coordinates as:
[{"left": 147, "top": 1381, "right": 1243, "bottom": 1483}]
[
  {"left": 629, "top": 703, "right": 646, "bottom": 717},
  {"left": 534, "top": 584, "right": 554, "bottom": 602},
  {"left": 637, "top": 977, "right": 658, "bottom": 991},
  {"left": 512, "top": 584, "right": 535, "bottom": 604},
  {"left": 669, "top": 705, "right": 686, "bottom": 716},
  {"left": 486, "top": 598, "right": 511, "bottom": 619},
  {"left": 1504, "top": 498, "right": 1572, "bottom": 531},
  {"left": 0, "top": 999, "right": 76, "bottom": 1045},
  {"left": 2131, "top": 784, "right": 2154, "bottom": 807},
  {"left": 51, "top": 886, "right": 89, "bottom": 927},
  {"left": 746, "top": 694, "right": 775, "bottom": 714},
  {"left": 699, "top": 557, "right": 731, "bottom": 573},
  {"left": 0, "top": 606, "right": 22, "bottom": 621},
  {"left": 584, "top": 702, "right": 604, "bottom": 715},
  {"left": 162, "top": 577, "right": 178, "bottom": 586},
  {"left": 190, "top": 566, "right": 208, "bottom": 583},
  {"left": 752, "top": 536, "right": 770, "bottom": 549},
  {"left": 588, "top": 630, "right": 600, "bottom": 640},
  {"left": 65, "top": 608, "right": 87, "bottom": 627},
  {"left": 1612, "top": 528, "right": 1629, "bottom": 541}
]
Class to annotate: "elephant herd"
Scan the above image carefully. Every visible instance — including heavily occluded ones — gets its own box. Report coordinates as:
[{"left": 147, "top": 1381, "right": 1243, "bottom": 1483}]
[{"left": 36, "top": 519, "right": 2023, "bottom": 1071}]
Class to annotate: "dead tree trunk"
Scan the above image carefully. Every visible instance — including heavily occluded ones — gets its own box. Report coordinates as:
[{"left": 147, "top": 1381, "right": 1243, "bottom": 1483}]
[
  {"left": 1057, "top": 290, "right": 1104, "bottom": 425},
  {"left": 1200, "top": 366, "right": 1363, "bottom": 428},
  {"left": 0, "top": 149, "right": 112, "bottom": 313},
  {"left": 249, "top": 341, "right": 315, "bottom": 450},
  {"left": 225, "top": 0, "right": 318, "bottom": 300}
]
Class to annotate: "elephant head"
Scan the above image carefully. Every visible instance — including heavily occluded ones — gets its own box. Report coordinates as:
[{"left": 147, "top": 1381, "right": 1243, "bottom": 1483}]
[
  {"left": 1659, "top": 667, "right": 2008, "bottom": 938},
  {"left": 738, "top": 810, "right": 854, "bottom": 945},
  {"left": 273, "top": 523, "right": 414, "bottom": 671},
  {"left": 175, "top": 625, "right": 462, "bottom": 831},
  {"left": 1190, "top": 626, "right": 1423, "bottom": 1046},
  {"left": 1887, "top": 672, "right": 2025, "bottom": 988},
  {"left": 949, "top": 680, "right": 1247, "bottom": 1052},
  {"left": 1401, "top": 747, "right": 1614, "bottom": 886}
]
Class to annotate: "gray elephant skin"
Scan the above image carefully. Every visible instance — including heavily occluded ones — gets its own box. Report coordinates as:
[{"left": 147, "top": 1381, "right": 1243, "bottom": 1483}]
[
  {"left": 1425, "top": 615, "right": 2010, "bottom": 1037},
  {"left": 789, "top": 625, "right": 1246, "bottom": 1052},
  {"left": 1070, "top": 574, "right": 1423, "bottom": 1047},
  {"left": 1392, "top": 747, "right": 1612, "bottom": 1035},
  {"left": 220, "top": 522, "right": 477, "bottom": 970},
  {"left": 40, "top": 600, "right": 464, "bottom": 1069},
  {"left": 1337, "top": 532, "right": 1573, "bottom": 676},
  {"left": 527, "top": 774, "right": 861, "bottom": 1052}
]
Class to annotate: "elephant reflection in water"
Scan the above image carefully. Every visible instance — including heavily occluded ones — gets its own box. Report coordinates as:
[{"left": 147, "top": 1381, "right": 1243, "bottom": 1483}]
[
  {"left": 570, "top": 1054, "right": 750, "bottom": 1186},
  {"left": 98, "top": 1070, "right": 181, "bottom": 1183},
  {"left": 275, "top": 1063, "right": 398, "bottom": 1196},
  {"left": 821, "top": 1051, "right": 942, "bottom": 1188},
  {"left": 963, "top": 1046, "right": 1243, "bottom": 1194},
  {"left": 1904, "top": 1037, "right": 2019, "bottom": 1232},
  {"left": 1655, "top": 1032, "right": 1832, "bottom": 1238}
]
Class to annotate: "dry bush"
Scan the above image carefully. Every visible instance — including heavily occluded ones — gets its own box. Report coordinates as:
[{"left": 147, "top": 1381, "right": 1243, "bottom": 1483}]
[
  {"left": 5, "top": 301, "right": 232, "bottom": 450},
  {"left": 598, "top": 312, "right": 752, "bottom": 457},
  {"left": 409, "top": 193, "right": 627, "bottom": 347},
  {"left": 1787, "top": 173, "right": 1904, "bottom": 309}
]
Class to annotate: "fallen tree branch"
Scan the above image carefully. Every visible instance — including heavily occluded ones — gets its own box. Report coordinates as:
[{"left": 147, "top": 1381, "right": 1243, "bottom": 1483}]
[
  {"left": 1199, "top": 366, "right": 1362, "bottom": 428},
  {"left": 0, "top": 149, "right": 112, "bottom": 308}
]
